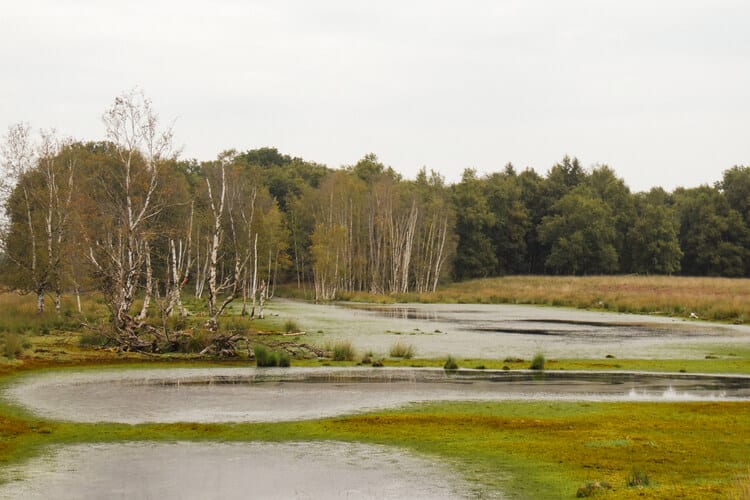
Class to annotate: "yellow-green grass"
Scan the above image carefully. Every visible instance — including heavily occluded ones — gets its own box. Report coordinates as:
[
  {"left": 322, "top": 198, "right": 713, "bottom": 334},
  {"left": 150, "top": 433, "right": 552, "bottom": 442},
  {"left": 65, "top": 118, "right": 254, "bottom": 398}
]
[
  {"left": 302, "top": 356, "right": 750, "bottom": 374},
  {"left": 281, "top": 275, "right": 750, "bottom": 324},
  {"left": 0, "top": 380, "right": 748, "bottom": 499}
]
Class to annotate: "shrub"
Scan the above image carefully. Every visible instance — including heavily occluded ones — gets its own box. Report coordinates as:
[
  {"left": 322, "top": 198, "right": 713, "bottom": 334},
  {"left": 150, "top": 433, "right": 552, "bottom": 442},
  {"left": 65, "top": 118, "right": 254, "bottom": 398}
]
[
  {"left": 332, "top": 340, "right": 356, "bottom": 361},
  {"left": 3, "top": 333, "right": 25, "bottom": 358},
  {"left": 389, "top": 341, "right": 415, "bottom": 359},
  {"left": 443, "top": 355, "right": 459, "bottom": 371},
  {"left": 278, "top": 350, "right": 291, "bottom": 367},
  {"left": 254, "top": 345, "right": 290, "bottom": 368},
  {"left": 254, "top": 345, "right": 278, "bottom": 367},
  {"left": 530, "top": 353, "right": 545, "bottom": 370}
]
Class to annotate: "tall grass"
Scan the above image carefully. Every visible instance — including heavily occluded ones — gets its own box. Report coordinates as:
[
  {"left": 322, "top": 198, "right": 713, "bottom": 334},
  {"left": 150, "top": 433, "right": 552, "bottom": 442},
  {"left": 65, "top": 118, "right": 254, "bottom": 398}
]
[
  {"left": 309, "top": 276, "right": 750, "bottom": 324},
  {"left": 331, "top": 340, "right": 356, "bottom": 361},
  {"left": 2, "top": 333, "right": 26, "bottom": 358},
  {"left": 389, "top": 341, "right": 415, "bottom": 359},
  {"left": 253, "top": 345, "right": 290, "bottom": 367},
  {"left": 0, "top": 293, "right": 105, "bottom": 334},
  {"left": 732, "top": 467, "right": 750, "bottom": 500}
]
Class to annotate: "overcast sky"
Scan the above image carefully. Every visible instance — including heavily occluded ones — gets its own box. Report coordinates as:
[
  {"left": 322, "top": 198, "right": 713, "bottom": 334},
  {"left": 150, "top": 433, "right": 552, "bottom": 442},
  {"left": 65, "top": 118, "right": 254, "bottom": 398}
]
[{"left": 2, "top": 0, "right": 749, "bottom": 192}]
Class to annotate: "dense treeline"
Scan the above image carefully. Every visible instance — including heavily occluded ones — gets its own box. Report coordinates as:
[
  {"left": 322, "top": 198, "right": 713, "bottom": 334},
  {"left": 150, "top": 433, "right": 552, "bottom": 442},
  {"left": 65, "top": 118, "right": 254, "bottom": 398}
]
[{"left": 1, "top": 91, "right": 749, "bottom": 347}]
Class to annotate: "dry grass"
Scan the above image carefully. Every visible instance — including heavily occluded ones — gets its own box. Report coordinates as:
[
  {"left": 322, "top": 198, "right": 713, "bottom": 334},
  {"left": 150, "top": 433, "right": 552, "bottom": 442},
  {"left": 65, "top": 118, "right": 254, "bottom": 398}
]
[
  {"left": 389, "top": 341, "right": 415, "bottom": 359},
  {"left": 732, "top": 467, "right": 750, "bottom": 500},
  {"left": 416, "top": 276, "right": 750, "bottom": 323}
]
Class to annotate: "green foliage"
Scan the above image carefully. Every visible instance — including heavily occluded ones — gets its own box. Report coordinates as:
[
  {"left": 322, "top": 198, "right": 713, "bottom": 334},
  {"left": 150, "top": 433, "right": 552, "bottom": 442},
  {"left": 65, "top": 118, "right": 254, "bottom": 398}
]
[
  {"left": 180, "top": 331, "right": 212, "bottom": 354},
  {"left": 443, "top": 355, "right": 459, "bottom": 371},
  {"left": 254, "top": 345, "right": 275, "bottom": 367},
  {"left": 389, "top": 342, "right": 415, "bottom": 359},
  {"left": 530, "top": 353, "right": 546, "bottom": 371},
  {"left": 452, "top": 169, "right": 498, "bottom": 280},
  {"left": 674, "top": 186, "right": 750, "bottom": 277},
  {"left": 628, "top": 197, "right": 682, "bottom": 274},
  {"left": 254, "top": 345, "right": 291, "bottom": 367},
  {"left": 539, "top": 190, "right": 619, "bottom": 275},
  {"left": 331, "top": 341, "right": 356, "bottom": 361},
  {"left": 79, "top": 331, "right": 109, "bottom": 348}
]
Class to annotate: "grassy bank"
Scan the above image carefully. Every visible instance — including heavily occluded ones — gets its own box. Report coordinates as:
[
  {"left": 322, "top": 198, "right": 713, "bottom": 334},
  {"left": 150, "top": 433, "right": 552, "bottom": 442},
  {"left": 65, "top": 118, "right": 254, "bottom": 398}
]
[
  {"left": 281, "top": 275, "right": 750, "bottom": 324},
  {"left": 0, "top": 376, "right": 748, "bottom": 499},
  {"left": 1, "top": 286, "right": 749, "bottom": 498}
]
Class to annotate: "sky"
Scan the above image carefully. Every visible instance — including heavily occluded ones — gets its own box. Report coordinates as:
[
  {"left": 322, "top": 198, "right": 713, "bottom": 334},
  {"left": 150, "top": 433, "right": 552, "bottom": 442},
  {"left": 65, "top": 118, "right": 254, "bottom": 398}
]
[{"left": 1, "top": 0, "right": 749, "bottom": 192}]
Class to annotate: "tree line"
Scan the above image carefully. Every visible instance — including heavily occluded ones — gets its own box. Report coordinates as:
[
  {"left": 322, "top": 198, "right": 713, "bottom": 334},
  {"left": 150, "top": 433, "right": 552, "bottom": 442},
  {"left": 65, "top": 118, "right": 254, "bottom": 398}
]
[{"left": 1, "top": 90, "right": 749, "bottom": 347}]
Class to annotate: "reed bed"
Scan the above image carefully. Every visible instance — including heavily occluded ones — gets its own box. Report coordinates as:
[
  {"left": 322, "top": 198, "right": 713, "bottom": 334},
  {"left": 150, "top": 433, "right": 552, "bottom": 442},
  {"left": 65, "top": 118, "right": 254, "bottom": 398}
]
[{"left": 408, "top": 276, "right": 750, "bottom": 323}]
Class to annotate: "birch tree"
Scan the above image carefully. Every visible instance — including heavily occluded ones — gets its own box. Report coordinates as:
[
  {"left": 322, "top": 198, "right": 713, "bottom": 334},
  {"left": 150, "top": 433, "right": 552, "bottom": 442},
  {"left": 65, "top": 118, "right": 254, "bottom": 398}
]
[
  {"left": 0, "top": 125, "right": 76, "bottom": 313},
  {"left": 82, "top": 89, "right": 176, "bottom": 347}
]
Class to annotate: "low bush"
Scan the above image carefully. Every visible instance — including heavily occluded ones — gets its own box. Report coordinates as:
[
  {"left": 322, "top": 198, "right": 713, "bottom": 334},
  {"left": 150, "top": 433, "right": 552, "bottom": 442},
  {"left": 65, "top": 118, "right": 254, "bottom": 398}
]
[
  {"left": 443, "top": 355, "right": 459, "bottom": 371},
  {"left": 389, "top": 341, "right": 415, "bottom": 359},
  {"left": 331, "top": 340, "right": 356, "bottom": 361},
  {"left": 254, "top": 344, "right": 291, "bottom": 367},
  {"left": 278, "top": 350, "right": 291, "bottom": 367},
  {"left": 530, "top": 353, "right": 546, "bottom": 370},
  {"left": 254, "top": 345, "right": 277, "bottom": 367}
]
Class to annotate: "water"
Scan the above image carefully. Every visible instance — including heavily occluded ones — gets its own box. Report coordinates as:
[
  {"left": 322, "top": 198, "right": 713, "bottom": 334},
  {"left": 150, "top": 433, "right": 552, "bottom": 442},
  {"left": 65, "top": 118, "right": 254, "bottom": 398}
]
[
  {"left": 269, "top": 299, "right": 750, "bottom": 359},
  {"left": 6, "top": 367, "right": 750, "bottom": 424},
  {"left": 0, "top": 441, "right": 480, "bottom": 499}
]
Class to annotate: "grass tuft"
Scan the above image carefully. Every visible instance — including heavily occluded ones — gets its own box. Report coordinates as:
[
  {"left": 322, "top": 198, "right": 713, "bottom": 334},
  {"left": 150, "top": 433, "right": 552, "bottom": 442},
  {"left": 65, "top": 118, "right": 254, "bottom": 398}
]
[
  {"left": 626, "top": 469, "right": 650, "bottom": 487},
  {"left": 3, "top": 333, "right": 26, "bottom": 358},
  {"left": 389, "top": 341, "right": 415, "bottom": 359},
  {"left": 731, "top": 467, "right": 750, "bottom": 500},
  {"left": 331, "top": 340, "right": 356, "bottom": 361},
  {"left": 530, "top": 353, "right": 546, "bottom": 371},
  {"left": 443, "top": 355, "right": 459, "bottom": 371},
  {"left": 576, "top": 481, "right": 612, "bottom": 497},
  {"left": 254, "top": 345, "right": 289, "bottom": 367},
  {"left": 283, "top": 319, "right": 300, "bottom": 334}
]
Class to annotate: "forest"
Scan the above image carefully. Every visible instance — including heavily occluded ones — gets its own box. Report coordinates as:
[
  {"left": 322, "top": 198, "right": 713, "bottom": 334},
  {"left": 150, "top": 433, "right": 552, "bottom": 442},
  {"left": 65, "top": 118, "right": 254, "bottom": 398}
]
[{"left": 1, "top": 90, "right": 749, "bottom": 349}]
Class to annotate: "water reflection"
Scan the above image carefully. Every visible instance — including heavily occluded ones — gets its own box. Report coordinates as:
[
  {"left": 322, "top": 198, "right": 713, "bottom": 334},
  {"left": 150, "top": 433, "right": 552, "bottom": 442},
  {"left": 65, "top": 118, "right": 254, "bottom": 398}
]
[
  {"left": 0, "top": 441, "right": 476, "bottom": 500},
  {"left": 6, "top": 368, "right": 750, "bottom": 424}
]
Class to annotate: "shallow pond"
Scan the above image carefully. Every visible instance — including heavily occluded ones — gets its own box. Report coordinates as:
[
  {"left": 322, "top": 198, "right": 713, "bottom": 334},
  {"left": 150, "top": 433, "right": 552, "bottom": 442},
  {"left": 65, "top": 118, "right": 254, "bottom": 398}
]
[
  {"left": 269, "top": 299, "right": 750, "bottom": 359},
  {"left": 6, "top": 367, "right": 750, "bottom": 424},
  {"left": 0, "top": 441, "right": 477, "bottom": 499}
]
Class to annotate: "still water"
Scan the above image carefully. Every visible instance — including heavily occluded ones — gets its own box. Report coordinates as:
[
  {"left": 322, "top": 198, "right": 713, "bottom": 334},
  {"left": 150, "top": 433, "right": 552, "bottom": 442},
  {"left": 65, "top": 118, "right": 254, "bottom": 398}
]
[{"left": 6, "top": 367, "right": 750, "bottom": 424}]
